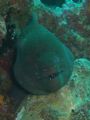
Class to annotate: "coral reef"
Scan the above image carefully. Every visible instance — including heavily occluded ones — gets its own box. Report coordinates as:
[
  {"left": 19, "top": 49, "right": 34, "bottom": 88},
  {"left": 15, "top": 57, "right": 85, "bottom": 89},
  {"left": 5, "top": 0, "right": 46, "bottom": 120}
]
[
  {"left": 0, "top": 0, "right": 9, "bottom": 15},
  {"left": 0, "top": 0, "right": 89, "bottom": 61},
  {"left": 0, "top": 18, "right": 16, "bottom": 71},
  {"left": 70, "top": 101, "right": 90, "bottom": 120},
  {"left": 0, "top": 67, "right": 12, "bottom": 94},
  {"left": 0, "top": 0, "right": 32, "bottom": 29},
  {"left": 16, "top": 58, "right": 90, "bottom": 120},
  {"left": 0, "top": 16, "right": 6, "bottom": 36},
  {"left": 0, "top": 95, "right": 15, "bottom": 120},
  {"left": 33, "top": 0, "right": 90, "bottom": 59},
  {"left": 0, "top": 0, "right": 90, "bottom": 119},
  {"left": 0, "top": 67, "right": 15, "bottom": 120},
  {"left": 8, "top": 0, "right": 32, "bottom": 29},
  {"left": 0, "top": 16, "right": 7, "bottom": 46}
]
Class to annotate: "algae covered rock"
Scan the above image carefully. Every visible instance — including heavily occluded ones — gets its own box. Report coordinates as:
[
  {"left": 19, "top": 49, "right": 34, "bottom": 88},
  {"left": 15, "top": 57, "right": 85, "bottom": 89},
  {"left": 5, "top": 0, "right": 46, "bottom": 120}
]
[
  {"left": 0, "top": 67, "right": 12, "bottom": 94},
  {"left": 0, "top": 15, "right": 7, "bottom": 40},
  {"left": 14, "top": 13, "right": 74, "bottom": 94}
]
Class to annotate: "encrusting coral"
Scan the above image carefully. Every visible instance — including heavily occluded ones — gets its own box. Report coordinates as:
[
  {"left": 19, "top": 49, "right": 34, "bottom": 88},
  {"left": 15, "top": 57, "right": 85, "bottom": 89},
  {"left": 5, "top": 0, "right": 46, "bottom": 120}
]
[
  {"left": 0, "top": 15, "right": 7, "bottom": 44},
  {"left": 33, "top": 0, "right": 90, "bottom": 59}
]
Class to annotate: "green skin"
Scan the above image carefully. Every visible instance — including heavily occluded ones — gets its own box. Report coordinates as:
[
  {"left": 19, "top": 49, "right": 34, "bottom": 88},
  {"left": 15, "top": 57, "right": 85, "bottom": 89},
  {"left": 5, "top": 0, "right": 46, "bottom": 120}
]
[{"left": 14, "top": 15, "right": 74, "bottom": 95}]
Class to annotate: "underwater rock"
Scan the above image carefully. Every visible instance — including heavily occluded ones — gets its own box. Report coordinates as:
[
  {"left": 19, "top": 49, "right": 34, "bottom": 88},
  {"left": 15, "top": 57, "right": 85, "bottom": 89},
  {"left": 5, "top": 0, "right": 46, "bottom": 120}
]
[
  {"left": 70, "top": 101, "right": 90, "bottom": 120},
  {"left": 0, "top": 95, "right": 15, "bottom": 120},
  {"left": 0, "top": 15, "right": 7, "bottom": 41},
  {"left": 0, "top": 0, "right": 10, "bottom": 15},
  {"left": 40, "top": 0, "right": 65, "bottom": 7},
  {"left": 16, "top": 58, "right": 90, "bottom": 120},
  {"left": 14, "top": 13, "right": 74, "bottom": 95},
  {"left": 34, "top": 0, "right": 90, "bottom": 59},
  {"left": 0, "top": 67, "right": 12, "bottom": 94}
]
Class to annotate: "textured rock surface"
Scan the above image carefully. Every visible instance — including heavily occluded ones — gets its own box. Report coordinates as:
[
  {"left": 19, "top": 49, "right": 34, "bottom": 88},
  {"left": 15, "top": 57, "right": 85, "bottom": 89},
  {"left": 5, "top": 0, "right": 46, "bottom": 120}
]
[
  {"left": 0, "top": 67, "right": 15, "bottom": 120},
  {"left": 33, "top": 0, "right": 90, "bottom": 59},
  {"left": 0, "top": 15, "right": 7, "bottom": 41},
  {"left": 0, "top": 67, "right": 12, "bottom": 94},
  {"left": 16, "top": 58, "right": 90, "bottom": 120}
]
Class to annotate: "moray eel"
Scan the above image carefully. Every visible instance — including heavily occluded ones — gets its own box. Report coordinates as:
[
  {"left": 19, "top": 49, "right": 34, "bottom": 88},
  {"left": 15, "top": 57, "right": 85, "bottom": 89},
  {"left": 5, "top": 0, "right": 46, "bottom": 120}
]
[{"left": 14, "top": 13, "right": 74, "bottom": 95}]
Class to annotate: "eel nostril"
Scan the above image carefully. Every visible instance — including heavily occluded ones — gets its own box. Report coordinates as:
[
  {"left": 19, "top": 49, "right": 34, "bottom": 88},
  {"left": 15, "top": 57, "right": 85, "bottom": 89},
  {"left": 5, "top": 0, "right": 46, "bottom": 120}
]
[{"left": 48, "top": 72, "right": 60, "bottom": 80}]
